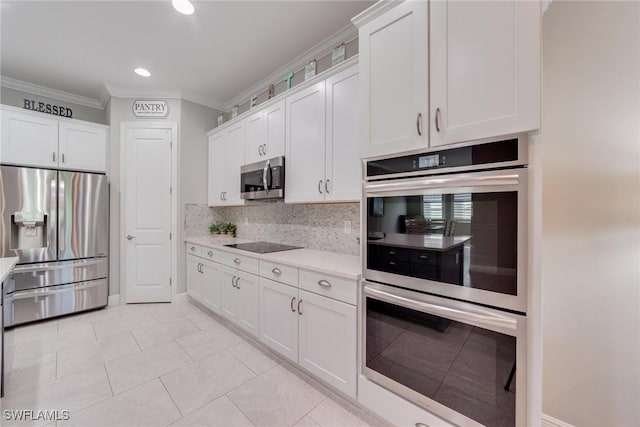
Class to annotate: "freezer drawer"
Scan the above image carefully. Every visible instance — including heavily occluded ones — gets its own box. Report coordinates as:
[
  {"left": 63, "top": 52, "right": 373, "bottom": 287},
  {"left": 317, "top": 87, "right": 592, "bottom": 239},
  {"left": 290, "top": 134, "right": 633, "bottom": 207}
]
[
  {"left": 4, "top": 278, "right": 108, "bottom": 327},
  {"left": 4, "top": 257, "right": 108, "bottom": 293}
]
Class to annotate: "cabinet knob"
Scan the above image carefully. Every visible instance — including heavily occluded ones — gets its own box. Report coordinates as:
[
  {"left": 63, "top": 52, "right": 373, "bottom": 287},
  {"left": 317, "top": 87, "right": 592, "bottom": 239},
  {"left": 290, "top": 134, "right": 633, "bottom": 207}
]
[
  {"left": 127, "top": 235, "right": 135, "bottom": 240},
  {"left": 234, "top": 258, "right": 241, "bottom": 264},
  {"left": 272, "top": 267, "right": 282, "bottom": 275},
  {"left": 208, "top": 251, "right": 213, "bottom": 256},
  {"left": 190, "top": 246, "right": 195, "bottom": 251}
]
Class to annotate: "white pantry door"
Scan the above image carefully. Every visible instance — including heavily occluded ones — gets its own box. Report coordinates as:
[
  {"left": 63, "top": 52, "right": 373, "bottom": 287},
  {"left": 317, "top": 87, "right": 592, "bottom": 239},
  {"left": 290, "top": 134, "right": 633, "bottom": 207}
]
[{"left": 124, "top": 127, "right": 173, "bottom": 302}]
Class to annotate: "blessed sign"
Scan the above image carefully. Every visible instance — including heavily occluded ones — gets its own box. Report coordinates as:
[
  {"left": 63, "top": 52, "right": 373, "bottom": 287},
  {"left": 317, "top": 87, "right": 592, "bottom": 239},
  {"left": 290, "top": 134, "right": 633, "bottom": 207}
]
[
  {"left": 23, "top": 99, "right": 72, "bottom": 118},
  {"left": 132, "top": 100, "right": 169, "bottom": 118}
]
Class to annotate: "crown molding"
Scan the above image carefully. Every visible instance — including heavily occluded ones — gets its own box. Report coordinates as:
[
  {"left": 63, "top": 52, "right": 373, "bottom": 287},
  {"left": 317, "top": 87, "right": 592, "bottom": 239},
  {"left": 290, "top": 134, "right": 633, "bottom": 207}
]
[
  {"left": 351, "top": 0, "right": 403, "bottom": 28},
  {"left": 0, "top": 76, "right": 108, "bottom": 110},
  {"left": 223, "top": 23, "right": 358, "bottom": 110}
]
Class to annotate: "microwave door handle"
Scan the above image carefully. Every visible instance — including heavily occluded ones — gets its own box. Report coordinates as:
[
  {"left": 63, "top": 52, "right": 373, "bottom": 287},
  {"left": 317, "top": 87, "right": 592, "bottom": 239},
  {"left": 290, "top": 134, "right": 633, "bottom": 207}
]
[{"left": 263, "top": 160, "right": 270, "bottom": 194}]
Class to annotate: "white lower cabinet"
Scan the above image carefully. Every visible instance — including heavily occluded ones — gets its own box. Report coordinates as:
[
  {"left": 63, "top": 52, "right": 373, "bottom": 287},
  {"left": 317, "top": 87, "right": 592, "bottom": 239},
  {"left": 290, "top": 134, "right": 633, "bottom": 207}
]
[
  {"left": 220, "top": 265, "right": 259, "bottom": 338},
  {"left": 259, "top": 276, "right": 357, "bottom": 398},
  {"left": 259, "top": 278, "right": 299, "bottom": 363},
  {"left": 201, "top": 260, "right": 222, "bottom": 313},
  {"left": 186, "top": 254, "right": 203, "bottom": 300},
  {"left": 298, "top": 289, "right": 357, "bottom": 398}
]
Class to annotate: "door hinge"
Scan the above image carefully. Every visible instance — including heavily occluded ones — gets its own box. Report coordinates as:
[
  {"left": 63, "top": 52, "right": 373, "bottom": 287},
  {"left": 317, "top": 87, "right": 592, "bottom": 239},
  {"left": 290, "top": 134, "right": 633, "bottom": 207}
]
[
  {"left": 169, "top": 232, "right": 172, "bottom": 240},
  {"left": 170, "top": 278, "right": 172, "bottom": 286},
  {"left": 170, "top": 142, "right": 173, "bottom": 149},
  {"left": 169, "top": 187, "right": 172, "bottom": 195}
]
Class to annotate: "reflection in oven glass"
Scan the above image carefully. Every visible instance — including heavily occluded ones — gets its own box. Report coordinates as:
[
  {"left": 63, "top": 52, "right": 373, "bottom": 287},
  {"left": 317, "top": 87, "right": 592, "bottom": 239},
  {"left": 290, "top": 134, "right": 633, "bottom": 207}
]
[
  {"left": 366, "top": 298, "right": 516, "bottom": 426},
  {"left": 367, "top": 192, "right": 518, "bottom": 296}
]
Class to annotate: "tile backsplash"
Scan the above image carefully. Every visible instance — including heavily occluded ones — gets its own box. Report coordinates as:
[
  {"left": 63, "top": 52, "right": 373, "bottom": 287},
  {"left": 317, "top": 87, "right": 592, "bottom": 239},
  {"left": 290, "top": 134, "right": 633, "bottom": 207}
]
[{"left": 185, "top": 203, "right": 360, "bottom": 256}]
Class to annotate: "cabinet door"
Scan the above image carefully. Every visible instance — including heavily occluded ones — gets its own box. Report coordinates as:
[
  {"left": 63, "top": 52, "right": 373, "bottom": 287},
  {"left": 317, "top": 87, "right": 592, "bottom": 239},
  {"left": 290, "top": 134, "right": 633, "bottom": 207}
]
[
  {"left": 358, "top": 1, "right": 428, "bottom": 158},
  {"left": 220, "top": 266, "right": 239, "bottom": 323},
  {"left": 285, "top": 82, "right": 326, "bottom": 203},
  {"left": 208, "top": 132, "right": 226, "bottom": 206},
  {"left": 430, "top": 0, "right": 540, "bottom": 146},
  {"left": 245, "top": 110, "right": 265, "bottom": 165},
  {"left": 224, "top": 122, "right": 246, "bottom": 205},
  {"left": 259, "top": 278, "right": 298, "bottom": 363},
  {"left": 186, "top": 255, "right": 202, "bottom": 300},
  {"left": 58, "top": 121, "right": 107, "bottom": 172},
  {"left": 263, "top": 100, "right": 285, "bottom": 158},
  {"left": 1, "top": 109, "right": 59, "bottom": 168},
  {"left": 298, "top": 290, "right": 357, "bottom": 398},
  {"left": 237, "top": 271, "right": 260, "bottom": 338},
  {"left": 325, "top": 66, "right": 360, "bottom": 202},
  {"left": 201, "top": 259, "right": 222, "bottom": 313}
]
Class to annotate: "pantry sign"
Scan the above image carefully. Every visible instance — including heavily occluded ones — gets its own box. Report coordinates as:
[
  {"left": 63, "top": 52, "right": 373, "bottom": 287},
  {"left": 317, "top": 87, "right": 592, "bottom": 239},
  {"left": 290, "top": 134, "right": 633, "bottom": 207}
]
[{"left": 132, "top": 99, "right": 169, "bottom": 118}]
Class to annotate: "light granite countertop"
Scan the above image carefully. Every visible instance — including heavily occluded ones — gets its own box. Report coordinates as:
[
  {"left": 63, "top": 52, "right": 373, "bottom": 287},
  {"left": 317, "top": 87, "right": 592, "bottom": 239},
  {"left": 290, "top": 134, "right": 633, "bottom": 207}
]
[
  {"left": 0, "top": 257, "right": 19, "bottom": 284},
  {"left": 185, "top": 236, "right": 361, "bottom": 280}
]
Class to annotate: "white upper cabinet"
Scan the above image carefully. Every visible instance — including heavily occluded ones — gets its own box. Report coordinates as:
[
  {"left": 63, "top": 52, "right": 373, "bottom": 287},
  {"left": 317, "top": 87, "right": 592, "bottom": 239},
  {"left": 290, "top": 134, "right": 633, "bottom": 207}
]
[
  {"left": 1, "top": 108, "right": 59, "bottom": 168},
  {"left": 59, "top": 121, "right": 107, "bottom": 172},
  {"left": 429, "top": 0, "right": 541, "bottom": 146},
  {"left": 245, "top": 100, "right": 285, "bottom": 165},
  {"left": 286, "top": 82, "right": 327, "bottom": 204},
  {"left": 207, "top": 121, "right": 246, "bottom": 206},
  {"left": 1, "top": 107, "right": 108, "bottom": 172},
  {"left": 356, "top": 1, "right": 428, "bottom": 159},
  {"left": 325, "top": 65, "right": 361, "bottom": 202}
]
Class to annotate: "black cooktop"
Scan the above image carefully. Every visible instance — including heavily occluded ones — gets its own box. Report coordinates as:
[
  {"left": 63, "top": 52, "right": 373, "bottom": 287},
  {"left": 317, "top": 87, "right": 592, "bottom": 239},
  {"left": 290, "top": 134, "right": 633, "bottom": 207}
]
[{"left": 224, "top": 241, "right": 303, "bottom": 254}]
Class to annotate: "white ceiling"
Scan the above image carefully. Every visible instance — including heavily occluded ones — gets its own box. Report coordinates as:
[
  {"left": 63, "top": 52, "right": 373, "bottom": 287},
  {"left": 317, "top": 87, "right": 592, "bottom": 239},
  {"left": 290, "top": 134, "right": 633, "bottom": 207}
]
[{"left": 0, "top": 1, "right": 373, "bottom": 110}]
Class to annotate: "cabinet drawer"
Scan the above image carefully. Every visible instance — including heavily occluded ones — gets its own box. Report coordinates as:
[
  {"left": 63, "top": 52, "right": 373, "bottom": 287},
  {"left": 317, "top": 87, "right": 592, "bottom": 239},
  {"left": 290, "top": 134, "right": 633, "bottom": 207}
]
[
  {"left": 259, "top": 261, "right": 298, "bottom": 287},
  {"left": 299, "top": 269, "right": 356, "bottom": 305},
  {"left": 218, "top": 251, "right": 259, "bottom": 275},
  {"left": 186, "top": 243, "right": 202, "bottom": 257},
  {"left": 410, "top": 249, "right": 438, "bottom": 266},
  {"left": 201, "top": 246, "right": 218, "bottom": 261}
]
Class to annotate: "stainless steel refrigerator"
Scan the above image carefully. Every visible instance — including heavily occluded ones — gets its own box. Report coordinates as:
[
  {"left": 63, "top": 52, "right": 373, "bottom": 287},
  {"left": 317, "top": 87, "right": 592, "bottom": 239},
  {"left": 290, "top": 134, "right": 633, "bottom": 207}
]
[{"left": 0, "top": 165, "right": 108, "bottom": 327}]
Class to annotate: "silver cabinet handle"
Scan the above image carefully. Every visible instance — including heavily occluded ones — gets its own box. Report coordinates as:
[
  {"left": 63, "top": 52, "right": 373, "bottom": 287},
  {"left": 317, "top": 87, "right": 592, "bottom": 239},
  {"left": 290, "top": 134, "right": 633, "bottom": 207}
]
[
  {"left": 258, "top": 145, "right": 263, "bottom": 156},
  {"left": 262, "top": 144, "right": 267, "bottom": 155},
  {"left": 417, "top": 112, "right": 423, "bottom": 136},
  {"left": 234, "top": 258, "right": 241, "bottom": 264},
  {"left": 127, "top": 235, "right": 135, "bottom": 240},
  {"left": 62, "top": 153, "right": 66, "bottom": 163},
  {"left": 220, "top": 192, "right": 223, "bottom": 201},
  {"left": 190, "top": 246, "right": 196, "bottom": 251},
  {"left": 236, "top": 276, "right": 240, "bottom": 289},
  {"left": 272, "top": 267, "right": 282, "bottom": 275},
  {"left": 52, "top": 152, "right": 56, "bottom": 163},
  {"left": 223, "top": 192, "right": 227, "bottom": 201},
  {"left": 435, "top": 108, "right": 441, "bottom": 133},
  {"left": 318, "top": 180, "right": 323, "bottom": 194},
  {"left": 208, "top": 250, "right": 213, "bottom": 256},
  {"left": 318, "top": 280, "right": 332, "bottom": 288},
  {"left": 197, "top": 263, "right": 201, "bottom": 273},
  {"left": 200, "top": 263, "right": 205, "bottom": 274},
  {"left": 325, "top": 179, "right": 330, "bottom": 194},
  {"left": 290, "top": 297, "right": 296, "bottom": 312},
  {"left": 232, "top": 276, "right": 237, "bottom": 288},
  {"left": 297, "top": 299, "right": 303, "bottom": 315}
]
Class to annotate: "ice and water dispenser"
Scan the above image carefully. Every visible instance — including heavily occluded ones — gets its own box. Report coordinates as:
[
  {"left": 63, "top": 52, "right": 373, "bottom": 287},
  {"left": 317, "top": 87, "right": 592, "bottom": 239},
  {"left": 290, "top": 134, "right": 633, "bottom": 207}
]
[{"left": 11, "top": 211, "right": 47, "bottom": 250}]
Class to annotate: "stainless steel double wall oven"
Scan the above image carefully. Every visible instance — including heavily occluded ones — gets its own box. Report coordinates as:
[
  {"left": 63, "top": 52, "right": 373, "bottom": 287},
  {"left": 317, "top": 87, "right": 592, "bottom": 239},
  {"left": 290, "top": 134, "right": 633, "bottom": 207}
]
[{"left": 362, "top": 138, "right": 528, "bottom": 426}]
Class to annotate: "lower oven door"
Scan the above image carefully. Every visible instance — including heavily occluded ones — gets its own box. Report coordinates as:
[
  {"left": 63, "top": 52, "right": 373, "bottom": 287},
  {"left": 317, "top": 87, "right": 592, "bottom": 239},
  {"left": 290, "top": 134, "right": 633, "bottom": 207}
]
[{"left": 362, "top": 281, "right": 526, "bottom": 427}]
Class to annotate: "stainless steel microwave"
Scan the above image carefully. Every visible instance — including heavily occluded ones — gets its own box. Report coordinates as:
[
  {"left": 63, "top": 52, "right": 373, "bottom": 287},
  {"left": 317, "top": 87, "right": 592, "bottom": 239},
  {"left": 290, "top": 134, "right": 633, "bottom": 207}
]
[{"left": 240, "top": 156, "right": 285, "bottom": 201}]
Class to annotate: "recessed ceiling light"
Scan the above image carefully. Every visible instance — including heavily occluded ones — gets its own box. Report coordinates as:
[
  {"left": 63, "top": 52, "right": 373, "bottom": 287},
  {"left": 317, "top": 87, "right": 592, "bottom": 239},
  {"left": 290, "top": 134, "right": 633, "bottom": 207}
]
[
  {"left": 172, "top": 0, "right": 195, "bottom": 15},
  {"left": 134, "top": 68, "right": 151, "bottom": 77}
]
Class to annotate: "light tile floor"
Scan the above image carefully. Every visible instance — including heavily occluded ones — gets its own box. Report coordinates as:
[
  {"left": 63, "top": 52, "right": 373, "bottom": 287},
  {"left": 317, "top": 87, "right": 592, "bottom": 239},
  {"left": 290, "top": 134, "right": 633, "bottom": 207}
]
[{"left": 1, "top": 299, "right": 388, "bottom": 427}]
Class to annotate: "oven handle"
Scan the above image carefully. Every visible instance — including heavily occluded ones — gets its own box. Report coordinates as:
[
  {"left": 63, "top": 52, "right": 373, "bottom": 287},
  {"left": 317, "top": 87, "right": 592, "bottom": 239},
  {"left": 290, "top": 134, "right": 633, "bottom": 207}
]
[
  {"left": 363, "top": 284, "right": 518, "bottom": 332},
  {"left": 364, "top": 170, "right": 524, "bottom": 196}
]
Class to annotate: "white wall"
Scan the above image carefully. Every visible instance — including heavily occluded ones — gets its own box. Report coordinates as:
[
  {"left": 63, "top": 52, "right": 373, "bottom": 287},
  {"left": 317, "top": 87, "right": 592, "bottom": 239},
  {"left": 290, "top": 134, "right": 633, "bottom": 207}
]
[
  {"left": 542, "top": 2, "right": 640, "bottom": 425},
  {"left": 176, "top": 100, "right": 219, "bottom": 294}
]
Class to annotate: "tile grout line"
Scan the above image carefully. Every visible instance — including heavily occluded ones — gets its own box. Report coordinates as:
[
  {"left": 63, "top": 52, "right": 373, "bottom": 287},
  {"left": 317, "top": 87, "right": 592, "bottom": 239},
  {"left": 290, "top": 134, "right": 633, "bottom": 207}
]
[
  {"left": 158, "top": 372, "right": 186, "bottom": 420},
  {"left": 103, "top": 363, "right": 115, "bottom": 397}
]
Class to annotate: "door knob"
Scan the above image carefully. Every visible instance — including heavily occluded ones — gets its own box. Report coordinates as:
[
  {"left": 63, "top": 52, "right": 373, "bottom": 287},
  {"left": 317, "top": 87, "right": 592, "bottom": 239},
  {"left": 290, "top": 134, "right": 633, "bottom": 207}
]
[{"left": 127, "top": 235, "right": 135, "bottom": 240}]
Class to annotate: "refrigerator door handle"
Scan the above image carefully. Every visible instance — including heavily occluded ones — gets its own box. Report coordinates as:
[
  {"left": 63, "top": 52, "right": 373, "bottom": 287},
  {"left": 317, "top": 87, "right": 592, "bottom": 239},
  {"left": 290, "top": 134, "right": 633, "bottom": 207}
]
[{"left": 58, "top": 177, "right": 65, "bottom": 257}]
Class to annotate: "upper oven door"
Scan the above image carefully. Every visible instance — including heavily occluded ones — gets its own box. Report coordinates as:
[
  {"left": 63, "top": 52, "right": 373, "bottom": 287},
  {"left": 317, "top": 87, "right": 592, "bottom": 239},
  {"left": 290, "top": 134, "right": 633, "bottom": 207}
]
[{"left": 363, "top": 168, "right": 527, "bottom": 313}]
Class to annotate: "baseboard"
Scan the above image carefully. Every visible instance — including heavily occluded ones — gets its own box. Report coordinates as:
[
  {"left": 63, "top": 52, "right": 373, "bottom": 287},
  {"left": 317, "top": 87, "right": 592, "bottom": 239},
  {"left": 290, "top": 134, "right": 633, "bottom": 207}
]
[
  {"left": 174, "top": 292, "right": 189, "bottom": 303},
  {"left": 542, "top": 414, "right": 575, "bottom": 427},
  {"left": 107, "top": 294, "right": 120, "bottom": 306}
]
